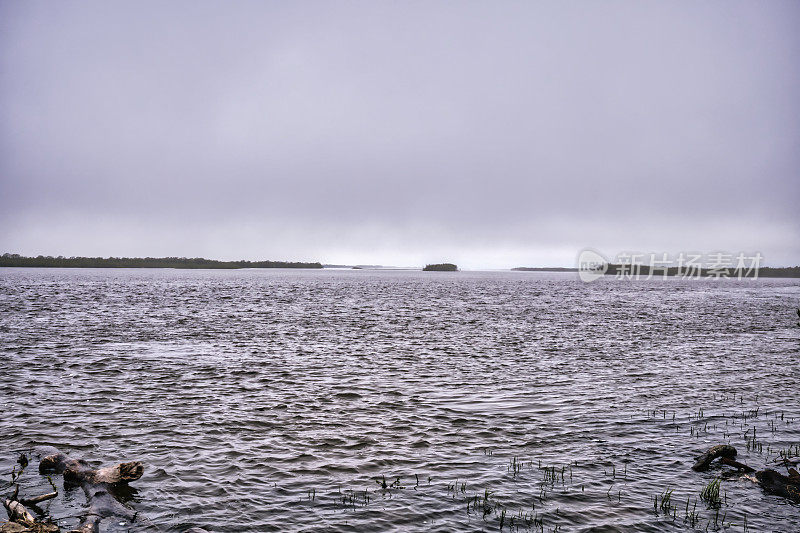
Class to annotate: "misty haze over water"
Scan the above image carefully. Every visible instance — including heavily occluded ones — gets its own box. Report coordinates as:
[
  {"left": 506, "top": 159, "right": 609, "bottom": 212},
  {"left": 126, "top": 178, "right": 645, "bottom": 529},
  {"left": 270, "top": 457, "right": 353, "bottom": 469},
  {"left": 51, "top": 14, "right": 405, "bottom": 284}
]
[
  {"left": 1, "top": 1, "right": 799, "bottom": 532},
  {"left": 1, "top": 1, "right": 799, "bottom": 267}
]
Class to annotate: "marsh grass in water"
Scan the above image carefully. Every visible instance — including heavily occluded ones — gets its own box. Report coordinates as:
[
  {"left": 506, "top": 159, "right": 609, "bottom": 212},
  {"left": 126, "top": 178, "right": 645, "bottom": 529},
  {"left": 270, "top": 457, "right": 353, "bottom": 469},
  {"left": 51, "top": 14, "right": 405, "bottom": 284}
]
[{"left": 700, "top": 479, "right": 722, "bottom": 509}]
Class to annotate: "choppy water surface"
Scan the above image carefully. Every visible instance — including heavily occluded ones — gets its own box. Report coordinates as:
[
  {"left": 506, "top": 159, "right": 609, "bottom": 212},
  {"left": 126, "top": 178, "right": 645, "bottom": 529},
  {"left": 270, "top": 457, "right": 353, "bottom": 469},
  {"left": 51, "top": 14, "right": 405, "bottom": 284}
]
[{"left": 1, "top": 268, "right": 798, "bottom": 532}]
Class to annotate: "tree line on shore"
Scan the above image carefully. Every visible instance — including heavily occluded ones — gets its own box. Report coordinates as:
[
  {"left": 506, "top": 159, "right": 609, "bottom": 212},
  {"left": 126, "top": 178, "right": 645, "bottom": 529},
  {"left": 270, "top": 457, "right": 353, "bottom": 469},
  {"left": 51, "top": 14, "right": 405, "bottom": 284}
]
[
  {"left": 513, "top": 264, "right": 800, "bottom": 278},
  {"left": 601, "top": 263, "right": 800, "bottom": 278},
  {"left": 0, "top": 253, "right": 322, "bottom": 269}
]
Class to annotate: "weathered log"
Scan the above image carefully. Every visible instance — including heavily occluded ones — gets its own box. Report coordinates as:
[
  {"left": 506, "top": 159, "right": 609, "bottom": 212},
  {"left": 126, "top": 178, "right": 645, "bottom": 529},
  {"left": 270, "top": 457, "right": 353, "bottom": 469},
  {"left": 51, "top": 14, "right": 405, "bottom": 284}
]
[
  {"left": 692, "top": 445, "right": 737, "bottom": 471},
  {"left": 1, "top": 498, "right": 58, "bottom": 533},
  {"left": 2, "top": 501, "right": 34, "bottom": 526},
  {"left": 755, "top": 469, "right": 800, "bottom": 503},
  {"left": 39, "top": 454, "right": 142, "bottom": 486},
  {"left": 37, "top": 448, "right": 145, "bottom": 533},
  {"left": 719, "top": 456, "right": 755, "bottom": 472}
]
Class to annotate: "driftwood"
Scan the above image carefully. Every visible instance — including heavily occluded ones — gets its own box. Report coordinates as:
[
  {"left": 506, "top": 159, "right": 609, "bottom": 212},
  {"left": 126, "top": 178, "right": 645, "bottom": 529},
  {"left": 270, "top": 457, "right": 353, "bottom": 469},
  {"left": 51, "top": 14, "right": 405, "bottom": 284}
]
[
  {"left": 2, "top": 453, "right": 58, "bottom": 533},
  {"left": 1, "top": 498, "right": 57, "bottom": 532},
  {"left": 2, "top": 501, "right": 35, "bottom": 525},
  {"left": 692, "top": 444, "right": 737, "bottom": 471},
  {"left": 36, "top": 447, "right": 143, "bottom": 533},
  {"left": 2, "top": 448, "right": 147, "bottom": 533},
  {"left": 693, "top": 445, "right": 800, "bottom": 503},
  {"left": 755, "top": 469, "right": 800, "bottom": 503},
  {"left": 39, "top": 453, "right": 143, "bottom": 486},
  {"left": 2, "top": 448, "right": 210, "bottom": 533}
]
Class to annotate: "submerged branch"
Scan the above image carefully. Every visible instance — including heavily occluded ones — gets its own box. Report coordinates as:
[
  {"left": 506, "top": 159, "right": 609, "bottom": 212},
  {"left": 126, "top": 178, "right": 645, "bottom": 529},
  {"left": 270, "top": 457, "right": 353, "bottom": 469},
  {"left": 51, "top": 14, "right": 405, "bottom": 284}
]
[{"left": 693, "top": 445, "right": 800, "bottom": 503}]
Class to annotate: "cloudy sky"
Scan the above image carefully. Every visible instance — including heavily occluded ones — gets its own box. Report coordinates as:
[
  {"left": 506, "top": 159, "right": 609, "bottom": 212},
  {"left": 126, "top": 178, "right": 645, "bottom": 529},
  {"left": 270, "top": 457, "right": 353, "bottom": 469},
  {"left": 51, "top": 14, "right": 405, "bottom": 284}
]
[{"left": 1, "top": 1, "right": 798, "bottom": 268}]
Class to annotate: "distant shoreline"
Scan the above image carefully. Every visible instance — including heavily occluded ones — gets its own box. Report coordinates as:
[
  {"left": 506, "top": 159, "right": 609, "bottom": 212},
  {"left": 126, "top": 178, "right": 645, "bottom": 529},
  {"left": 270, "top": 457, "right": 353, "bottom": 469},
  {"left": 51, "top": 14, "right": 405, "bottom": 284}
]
[
  {"left": 511, "top": 267, "right": 579, "bottom": 272},
  {"left": 513, "top": 264, "right": 800, "bottom": 278},
  {"left": 0, "top": 254, "right": 322, "bottom": 269}
]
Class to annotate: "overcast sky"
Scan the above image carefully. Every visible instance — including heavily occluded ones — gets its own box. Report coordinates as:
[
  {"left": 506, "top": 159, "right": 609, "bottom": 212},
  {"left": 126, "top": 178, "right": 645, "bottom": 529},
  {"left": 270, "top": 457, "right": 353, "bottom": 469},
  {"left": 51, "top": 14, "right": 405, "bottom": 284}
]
[{"left": 1, "top": 1, "right": 798, "bottom": 268}]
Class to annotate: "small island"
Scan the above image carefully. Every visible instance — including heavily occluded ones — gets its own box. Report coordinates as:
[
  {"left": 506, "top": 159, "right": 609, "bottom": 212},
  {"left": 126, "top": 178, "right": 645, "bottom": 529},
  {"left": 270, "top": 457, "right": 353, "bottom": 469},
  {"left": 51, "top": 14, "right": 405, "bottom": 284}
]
[{"left": 423, "top": 263, "right": 458, "bottom": 272}]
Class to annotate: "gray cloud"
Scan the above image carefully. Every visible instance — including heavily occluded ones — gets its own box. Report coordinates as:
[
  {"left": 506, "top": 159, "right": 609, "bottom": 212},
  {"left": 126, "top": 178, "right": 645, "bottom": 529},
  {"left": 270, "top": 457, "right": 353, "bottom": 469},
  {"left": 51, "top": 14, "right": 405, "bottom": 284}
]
[{"left": 1, "top": 1, "right": 798, "bottom": 268}]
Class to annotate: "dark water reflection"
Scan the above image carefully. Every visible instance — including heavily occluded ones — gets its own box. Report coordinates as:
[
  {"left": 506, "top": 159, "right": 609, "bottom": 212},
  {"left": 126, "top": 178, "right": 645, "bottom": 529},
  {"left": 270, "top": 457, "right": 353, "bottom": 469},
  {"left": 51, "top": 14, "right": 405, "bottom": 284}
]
[{"left": 1, "top": 268, "right": 798, "bottom": 532}]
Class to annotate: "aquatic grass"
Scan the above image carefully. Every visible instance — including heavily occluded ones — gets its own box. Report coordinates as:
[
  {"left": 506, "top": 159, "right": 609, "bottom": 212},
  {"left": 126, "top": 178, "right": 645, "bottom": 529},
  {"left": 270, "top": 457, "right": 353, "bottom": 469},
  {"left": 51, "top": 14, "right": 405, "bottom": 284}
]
[
  {"left": 446, "top": 478, "right": 467, "bottom": 496},
  {"left": 683, "top": 496, "right": 700, "bottom": 527},
  {"left": 540, "top": 465, "right": 564, "bottom": 485},
  {"left": 338, "top": 487, "right": 371, "bottom": 510},
  {"left": 508, "top": 456, "right": 523, "bottom": 478},
  {"left": 375, "top": 474, "right": 404, "bottom": 490},
  {"left": 654, "top": 488, "right": 682, "bottom": 520},
  {"left": 777, "top": 444, "right": 800, "bottom": 462},
  {"left": 658, "top": 487, "right": 674, "bottom": 515},
  {"left": 700, "top": 478, "right": 722, "bottom": 508},
  {"left": 463, "top": 488, "right": 494, "bottom": 516},
  {"left": 302, "top": 393, "right": 788, "bottom": 530}
]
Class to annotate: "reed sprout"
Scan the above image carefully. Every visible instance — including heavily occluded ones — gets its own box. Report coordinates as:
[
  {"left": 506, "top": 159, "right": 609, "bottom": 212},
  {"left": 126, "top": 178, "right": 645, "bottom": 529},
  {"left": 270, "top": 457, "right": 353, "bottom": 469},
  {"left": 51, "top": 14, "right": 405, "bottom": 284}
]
[{"left": 700, "top": 478, "right": 722, "bottom": 508}]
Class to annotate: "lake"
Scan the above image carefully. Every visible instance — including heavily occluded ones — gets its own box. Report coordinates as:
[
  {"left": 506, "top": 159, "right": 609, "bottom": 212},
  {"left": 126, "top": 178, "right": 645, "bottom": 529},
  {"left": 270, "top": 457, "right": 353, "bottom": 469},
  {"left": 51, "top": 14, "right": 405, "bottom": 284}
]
[{"left": 1, "top": 268, "right": 798, "bottom": 532}]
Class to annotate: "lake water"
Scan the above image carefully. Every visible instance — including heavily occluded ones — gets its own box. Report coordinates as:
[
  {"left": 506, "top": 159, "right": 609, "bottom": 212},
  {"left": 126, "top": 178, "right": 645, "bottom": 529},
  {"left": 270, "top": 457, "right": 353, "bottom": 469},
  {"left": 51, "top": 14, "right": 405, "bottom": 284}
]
[{"left": 1, "top": 268, "right": 798, "bottom": 532}]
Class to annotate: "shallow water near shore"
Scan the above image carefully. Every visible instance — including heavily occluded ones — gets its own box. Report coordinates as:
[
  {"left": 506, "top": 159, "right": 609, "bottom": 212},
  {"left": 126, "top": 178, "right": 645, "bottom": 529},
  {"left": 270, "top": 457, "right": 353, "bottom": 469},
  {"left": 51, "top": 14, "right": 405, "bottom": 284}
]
[{"left": 1, "top": 268, "right": 798, "bottom": 532}]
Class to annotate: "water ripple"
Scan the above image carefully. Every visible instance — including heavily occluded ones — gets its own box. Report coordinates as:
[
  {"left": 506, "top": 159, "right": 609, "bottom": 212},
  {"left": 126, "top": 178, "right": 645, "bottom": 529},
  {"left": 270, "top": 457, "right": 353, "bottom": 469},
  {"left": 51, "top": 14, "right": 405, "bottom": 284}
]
[{"left": 0, "top": 268, "right": 798, "bottom": 531}]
